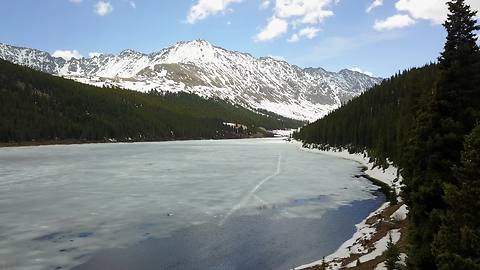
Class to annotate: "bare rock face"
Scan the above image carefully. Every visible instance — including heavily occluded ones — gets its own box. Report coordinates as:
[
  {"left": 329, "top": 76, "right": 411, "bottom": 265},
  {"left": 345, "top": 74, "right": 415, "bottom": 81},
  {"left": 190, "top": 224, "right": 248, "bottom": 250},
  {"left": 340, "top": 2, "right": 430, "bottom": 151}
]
[{"left": 0, "top": 40, "right": 382, "bottom": 121}]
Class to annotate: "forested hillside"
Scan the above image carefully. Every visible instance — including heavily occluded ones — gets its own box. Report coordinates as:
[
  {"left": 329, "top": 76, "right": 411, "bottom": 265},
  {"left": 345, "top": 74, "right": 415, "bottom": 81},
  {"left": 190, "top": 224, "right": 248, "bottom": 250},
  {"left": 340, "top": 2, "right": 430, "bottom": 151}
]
[
  {"left": 294, "top": 1, "right": 480, "bottom": 269},
  {"left": 0, "top": 59, "right": 302, "bottom": 143},
  {"left": 294, "top": 64, "right": 439, "bottom": 166}
]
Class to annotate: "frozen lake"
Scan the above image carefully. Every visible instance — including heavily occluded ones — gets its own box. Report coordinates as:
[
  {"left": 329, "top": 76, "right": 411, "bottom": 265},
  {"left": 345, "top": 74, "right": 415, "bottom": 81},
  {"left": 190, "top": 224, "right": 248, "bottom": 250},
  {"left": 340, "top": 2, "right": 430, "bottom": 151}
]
[{"left": 0, "top": 139, "right": 383, "bottom": 270}]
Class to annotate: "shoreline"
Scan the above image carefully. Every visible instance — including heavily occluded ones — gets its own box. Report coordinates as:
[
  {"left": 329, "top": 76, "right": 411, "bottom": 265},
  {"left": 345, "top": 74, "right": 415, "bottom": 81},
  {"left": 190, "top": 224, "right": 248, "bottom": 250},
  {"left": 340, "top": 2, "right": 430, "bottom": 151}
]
[
  {"left": 0, "top": 133, "right": 292, "bottom": 149},
  {"left": 0, "top": 138, "right": 252, "bottom": 149},
  {"left": 291, "top": 141, "right": 407, "bottom": 270}
]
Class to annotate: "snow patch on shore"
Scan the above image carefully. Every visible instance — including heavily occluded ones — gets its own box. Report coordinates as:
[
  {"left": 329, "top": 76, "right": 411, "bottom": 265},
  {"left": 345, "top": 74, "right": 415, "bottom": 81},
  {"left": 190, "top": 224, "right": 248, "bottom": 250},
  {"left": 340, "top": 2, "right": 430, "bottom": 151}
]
[
  {"left": 291, "top": 140, "right": 408, "bottom": 270},
  {"left": 345, "top": 229, "right": 400, "bottom": 268},
  {"left": 271, "top": 129, "right": 297, "bottom": 137},
  {"left": 391, "top": 204, "right": 408, "bottom": 221},
  {"left": 297, "top": 144, "right": 398, "bottom": 185}
]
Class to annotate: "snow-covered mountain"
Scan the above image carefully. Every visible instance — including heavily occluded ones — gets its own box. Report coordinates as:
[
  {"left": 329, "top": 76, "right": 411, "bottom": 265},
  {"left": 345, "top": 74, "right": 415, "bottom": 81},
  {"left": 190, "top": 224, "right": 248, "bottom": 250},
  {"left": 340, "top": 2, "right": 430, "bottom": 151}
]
[{"left": 0, "top": 40, "right": 382, "bottom": 121}]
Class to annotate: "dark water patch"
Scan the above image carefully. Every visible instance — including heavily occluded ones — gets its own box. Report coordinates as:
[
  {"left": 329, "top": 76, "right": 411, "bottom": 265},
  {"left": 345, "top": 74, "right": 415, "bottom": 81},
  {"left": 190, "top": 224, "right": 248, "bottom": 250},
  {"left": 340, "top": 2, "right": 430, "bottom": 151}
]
[
  {"left": 78, "top": 232, "right": 93, "bottom": 238},
  {"left": 287, "top": 195, "right": 331, "bottom": 207},
  {"left": 72, "top": 194, "right": 384, "bottom": 270},
  {"left": 34, "top": 231, "right": 70, "bottom": 242},
  {"left": 255, "top": 195, "right": 332, "bottom": 211},
  {"left": 60, "top": 247, "right": 78, "bottom": 253},
  {"left": 34, "top": 231, "right": 93, "bottom": 243}
]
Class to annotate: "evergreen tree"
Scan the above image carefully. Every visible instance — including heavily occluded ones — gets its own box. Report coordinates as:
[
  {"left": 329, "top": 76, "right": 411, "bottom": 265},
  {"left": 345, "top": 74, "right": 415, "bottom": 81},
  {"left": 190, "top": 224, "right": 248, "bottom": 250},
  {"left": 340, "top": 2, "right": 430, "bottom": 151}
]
[
  {"left": 385, "top": 232, "right": 401, "bottom": 270},
  {"left": 438, "top": 0, "right": 480, "bottom": 130},
  {"left": 433, "top": 125, "right": 480, "bottom": 270},
  {"left": 389, "top": 189, "right": 398, "bottom": 205},
  {"left": 402, "top": 1, "right": 479, "bottom": 269}
]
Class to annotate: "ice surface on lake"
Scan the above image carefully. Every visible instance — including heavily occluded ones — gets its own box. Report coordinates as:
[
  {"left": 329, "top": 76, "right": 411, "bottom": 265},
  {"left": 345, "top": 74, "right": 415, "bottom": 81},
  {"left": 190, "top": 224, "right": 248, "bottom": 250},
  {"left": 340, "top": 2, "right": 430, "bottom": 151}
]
[{"left": 0, "top": 139, "right": 378, "bottom": 270}]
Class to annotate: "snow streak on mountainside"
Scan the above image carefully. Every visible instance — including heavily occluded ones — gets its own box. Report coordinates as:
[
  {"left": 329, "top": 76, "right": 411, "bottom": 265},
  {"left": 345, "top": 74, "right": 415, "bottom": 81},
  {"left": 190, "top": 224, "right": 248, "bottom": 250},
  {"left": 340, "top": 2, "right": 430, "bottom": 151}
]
[{"left": 0, "top": 40, "right": 382, "bottom": 121}]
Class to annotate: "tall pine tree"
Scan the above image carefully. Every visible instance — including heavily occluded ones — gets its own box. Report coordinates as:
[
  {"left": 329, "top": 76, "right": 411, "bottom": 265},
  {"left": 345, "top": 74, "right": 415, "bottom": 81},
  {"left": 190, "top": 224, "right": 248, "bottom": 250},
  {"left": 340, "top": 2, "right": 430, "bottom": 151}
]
[
  {"left": 433, "top": 125, "right": 480, "bottom": 270},
  {"left": 402, "top": 1, "right": 480, "bottom": 269},
  {"left": 385, "top": 232, "right": 401, "bottom": 270}
]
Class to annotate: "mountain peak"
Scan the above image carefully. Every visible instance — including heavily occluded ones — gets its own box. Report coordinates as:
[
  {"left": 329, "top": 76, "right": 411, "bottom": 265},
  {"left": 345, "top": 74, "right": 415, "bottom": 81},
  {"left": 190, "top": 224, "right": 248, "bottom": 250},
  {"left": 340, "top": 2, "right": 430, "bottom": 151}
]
[
  {"left": 173, "top": 39, "right": 212, "bottom": 48},
  {"left": 119, "top": 49, "right": 143, "bottom": 57},
  {"left": 192, "top": 39, "right": 211, "bottom": 44},
  {"left": 0, "top": 41, "right": 382, "bottom": 121},
  {"left": 340, "top": 68, "right": 359, "bottom": 74},
  {"left": 160, "top": 39, "right": 219, "bottom": 64},
  {"left": 341, "top": 68, "right": 378, "bottom": 78}
]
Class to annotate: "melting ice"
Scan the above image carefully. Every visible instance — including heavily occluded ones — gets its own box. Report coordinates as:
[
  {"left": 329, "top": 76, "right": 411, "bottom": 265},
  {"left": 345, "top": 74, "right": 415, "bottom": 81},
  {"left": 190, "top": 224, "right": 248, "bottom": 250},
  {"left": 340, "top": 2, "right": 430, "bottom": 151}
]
[{"left": 0, "top": 139, "right": 380, "bottom": 270}]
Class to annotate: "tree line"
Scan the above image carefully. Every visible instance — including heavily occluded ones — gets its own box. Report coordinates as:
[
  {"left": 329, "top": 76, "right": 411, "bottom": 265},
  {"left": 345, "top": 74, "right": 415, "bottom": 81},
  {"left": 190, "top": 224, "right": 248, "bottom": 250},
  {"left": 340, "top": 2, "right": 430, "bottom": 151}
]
[{"left": 294, "top": 1, "right": 480, "bottom": 269}]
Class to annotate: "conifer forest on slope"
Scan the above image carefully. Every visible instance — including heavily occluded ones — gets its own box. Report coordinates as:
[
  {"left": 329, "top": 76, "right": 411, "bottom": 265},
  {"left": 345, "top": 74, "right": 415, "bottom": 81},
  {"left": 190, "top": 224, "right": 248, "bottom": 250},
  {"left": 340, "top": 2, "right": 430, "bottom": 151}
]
[
  {"left": 294, "top": 1, "right": 480, "bottom": 269},
  {"left": 0, "top": 59, "right": 303, "bottom": 144}
]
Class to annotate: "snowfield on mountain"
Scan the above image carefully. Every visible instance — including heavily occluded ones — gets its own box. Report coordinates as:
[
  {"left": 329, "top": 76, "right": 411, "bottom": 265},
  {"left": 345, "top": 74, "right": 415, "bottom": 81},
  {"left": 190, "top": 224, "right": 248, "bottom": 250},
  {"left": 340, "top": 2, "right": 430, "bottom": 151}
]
[{"left": 0, "top": 40, "right": 382, "bottom": 121}]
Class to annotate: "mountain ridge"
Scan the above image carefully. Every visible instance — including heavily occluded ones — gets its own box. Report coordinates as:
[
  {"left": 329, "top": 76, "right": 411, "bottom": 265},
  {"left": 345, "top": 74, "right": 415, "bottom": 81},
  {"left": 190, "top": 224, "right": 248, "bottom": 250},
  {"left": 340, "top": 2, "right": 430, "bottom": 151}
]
[{"left": 0, "top": 40, "right": 382, "bottom": 121}]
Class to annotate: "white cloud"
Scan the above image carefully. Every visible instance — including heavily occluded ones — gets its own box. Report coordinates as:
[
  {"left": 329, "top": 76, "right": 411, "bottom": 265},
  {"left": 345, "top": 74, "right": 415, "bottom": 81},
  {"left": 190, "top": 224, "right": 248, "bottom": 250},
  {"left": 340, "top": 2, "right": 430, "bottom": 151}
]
[
  {"left": 129, "top": 1, "right": 136, "bottom": 9},
  {"left": 94, "top": 1, "right": 113, "bottom": 16},
  {"left": 52, "top": 50, "right": 83, "bottom": 60},
  {"left": 260, "top": 0, "right": 270, "bottom": 9},
  {"left": 187, "top": 0, "right": 242, "bottom": 24},
  {"left": 382, "top": 0, "right": 480, "bottom": 26},
  {"left": 470, "top": 0, "right": 480, "bottom": 16},
  {"left": 275, "top": 0, "right": 334, "bottom": 24},
  {"left": 88, "top": 52, "right": 103, "bottom": 58},
  {"left": 255, "top": 16, "right": 288, "bottom": 42},
  {"left": 69, "top": 0, "right": 83, "bottom": 3},
  {"left": 299, "top": 27, "right": 320, "bottom": 38},
  {"left": 374, "top": 14, "right": 415, "bottom": 31},
  {"left": 366, "top": 0, "right": 383, "bottom": 13},
  {"left": 256, "top": 0, "right": 335, "bottom": 43},
  {"left": 350, "top": 67, "right": 373, "bottom": 77},
  {"left": 288, "top": 26, "right": 320, "bottom": 42},
  {"left": 288, "top": 34, "right": 300, "bottom": 42},
  {"left": 395, "top": 0, "right": 447, "bottom": 24}
]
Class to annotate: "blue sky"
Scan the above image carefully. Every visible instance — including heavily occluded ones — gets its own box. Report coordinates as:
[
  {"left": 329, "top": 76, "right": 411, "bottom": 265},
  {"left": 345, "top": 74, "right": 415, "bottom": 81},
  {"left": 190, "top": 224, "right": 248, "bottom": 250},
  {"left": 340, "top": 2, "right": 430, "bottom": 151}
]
[{"left": 0, "top": 0, "right": 478, "bottom": 77}]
